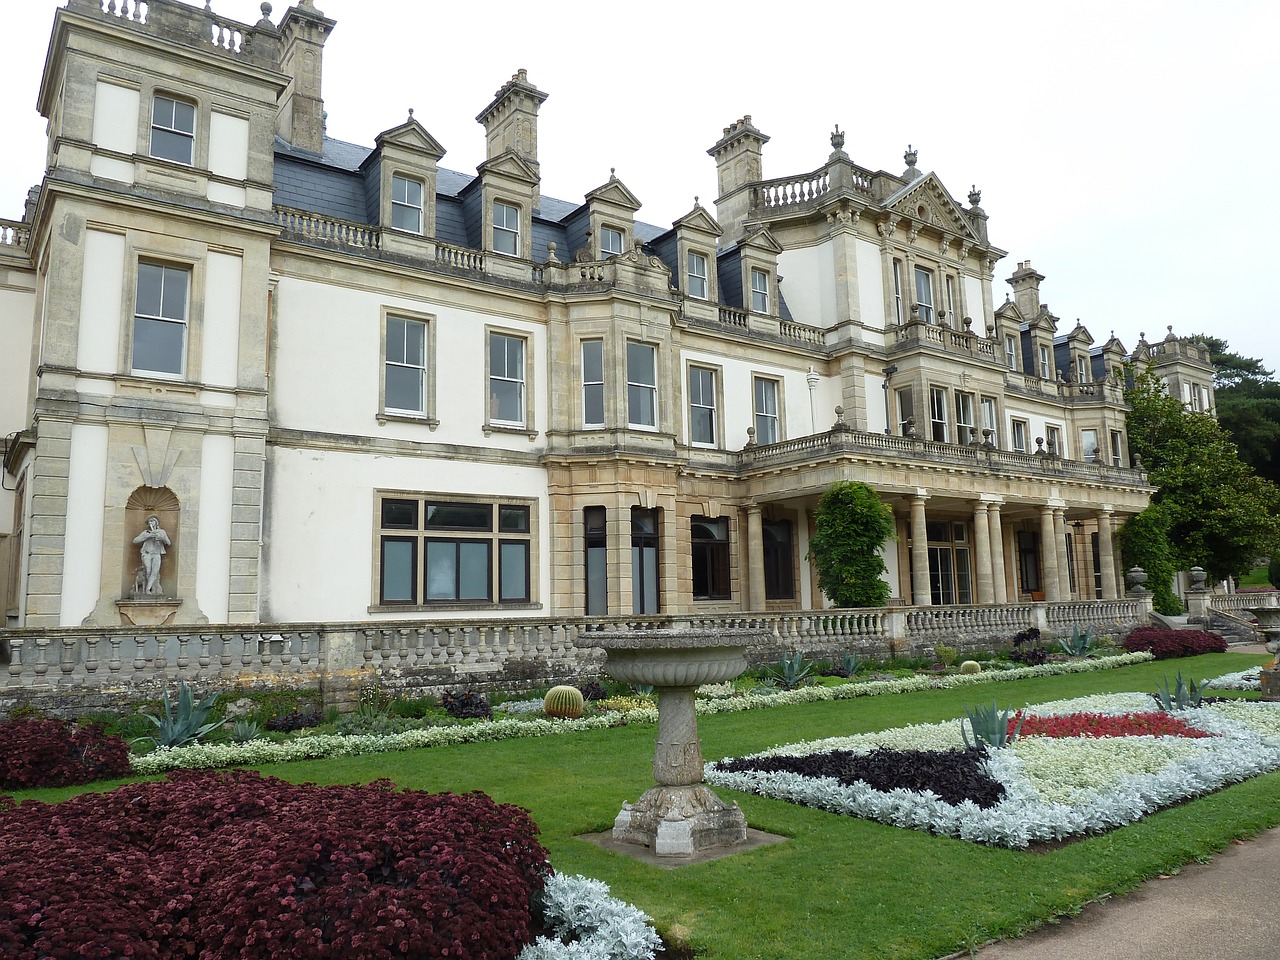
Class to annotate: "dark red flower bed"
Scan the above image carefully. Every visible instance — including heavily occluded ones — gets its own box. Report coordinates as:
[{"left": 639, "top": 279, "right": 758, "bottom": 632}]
[
  {"left": 1015, "top": 711, "right": 1216, "bottom": 740},
  {"left": 1121, "top": 627, "right": 1227, "bottom": 659},
  {"left": 0, "top": 718, "right": 131, "bottom": 790},
  {"left": 716, "top": 747, "right": 1006, "bottom": 808},
  {"left": 0, "top": 770, "right": 548, "bottom": 960}
]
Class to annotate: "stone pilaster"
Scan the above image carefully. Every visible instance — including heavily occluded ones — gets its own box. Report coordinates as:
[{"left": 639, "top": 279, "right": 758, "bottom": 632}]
[
  {"left": 744, "top": 504, "right": 765, "bottom": 610},
  {"left": 1053, "top": 507, "right": 1070, "bottom": 600},
  {"left": 910, "top": 495, "right": 930, "bottom": 606},
  {"left": 988, "top": 502, "right": 1007, "bottom": 603},
  {"left": 1096, "top": 510, "right": 1118, "bottom": 601},
  {"left": 1040, "top": 505, "right": 1060, "bottom": 602},
  {"left": 973, "top": 501, "right": 993, "bottom": 604}
]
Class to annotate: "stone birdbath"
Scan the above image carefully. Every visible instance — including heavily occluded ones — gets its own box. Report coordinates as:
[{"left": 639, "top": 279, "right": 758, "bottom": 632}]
[
  {"left": 582, "top": 624, "right": 769, "bottom": 857},
  {"left": 1249, "top": 605, "right": 1280, "bottom": 701}
]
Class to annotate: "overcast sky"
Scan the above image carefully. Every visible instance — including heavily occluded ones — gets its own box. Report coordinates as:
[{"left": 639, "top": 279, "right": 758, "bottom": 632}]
[{"left": 4, "top": 0, "right": 1277, "bottom": 376}]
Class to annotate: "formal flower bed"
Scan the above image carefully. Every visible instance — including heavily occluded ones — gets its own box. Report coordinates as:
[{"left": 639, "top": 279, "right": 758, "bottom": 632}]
[
  {"left": 130, "top": 653, "right": 1156, "bottom": 775},
  {"left": 1206, "top": 667, "right": 1264, "bottom": 691},
  {"left": 705, "top": 694, "right": 1280, "bottom": 848}
]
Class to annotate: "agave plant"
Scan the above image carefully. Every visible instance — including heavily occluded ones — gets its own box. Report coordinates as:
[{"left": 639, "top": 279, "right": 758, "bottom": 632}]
[
  {"left": 1058, "top": 625, "right": 1097, "bottom": 658},
  {"left": 230, "top": 718, "right": 264, "bottom": 743},
  {"left": 134, "top": 681, "right": 225, "bottom": 749},
  {"left": 840, "top": 652, "right": 870, "bottom": 677},
  {"left": 767, "top": 652, "right": 814, "bottom": 690},
  {"left": 961, "top": 701, "right": 1024, "bottom": 750},
  {"left": 1155, "top": 673, "right": 1209, "bottom": 711}
]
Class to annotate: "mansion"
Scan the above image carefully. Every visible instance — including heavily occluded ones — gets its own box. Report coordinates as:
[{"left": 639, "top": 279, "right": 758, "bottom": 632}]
[{"left": 0, "top": 0, "right": 1218, "bottom": 638}]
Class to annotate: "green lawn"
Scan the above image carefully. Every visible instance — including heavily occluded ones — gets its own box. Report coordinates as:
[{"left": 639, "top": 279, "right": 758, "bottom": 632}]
[
  {"left": 13, "top": 651, "right": 1280, "bottom": 959},
  {"left": 1239, "top": 566, "right": 1274, "bottom": 588}
]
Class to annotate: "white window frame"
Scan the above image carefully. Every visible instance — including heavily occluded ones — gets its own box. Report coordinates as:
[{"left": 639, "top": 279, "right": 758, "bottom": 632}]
[
  {"left": 980, "top": 395, "right": 998, "bottom": 446},
  {"left": 1110, "top": 430, "right": 1124, "bottom": 467},
  {"left": 391, "top": 174, "right": 424, "bottom": 234},
  {"left": 915, "top": 266, "right": 934, "bottom": 324},
  {"left": 487, "top": 330, "right": 527, "bottom": 428},
  {"left": 750, "top": 267, "right": 769, "bottom": 314},
  {"left": 493, "top": 200, "right": 520, "bottom": 256},
  {"left": 955, "top": 391, "right": 976, "bottom": 445},
  {"left": 945, "top": 275, "right": 956, "bottom": 327},
  {"left": 1081, "top": 428, "right": 1100, "bottom": 462},
  {"left": 383, "top": 314, "right": 429, "bottom": 416},
  {"left": 688, "top": 364, "right": 718, "bottom": 447},
  {"left": 600, "top": 225, "right": 624, "bottom": 258},
  {"left": 1077, "top": 356, "right": 1089, "bottom": 383},
  {"left": 929, "top": 386, "right": 948, "bottom": 443},
  {"left": 1011, "top": 418, "right": 1029, "bottom": 454},
  {"left": 753, "top": 376, "right": 781, "bottom": 446},
  {"left": 896, "top": 387, "right": 915, "bottom": 436},
  {"left": 627, "top": 341, "right": 658, "bottom": 429},
  {"left": 581, "top": 338, "right": 605, "bottom": 429},
  {"left": 893, "top": 259, "right": 904, "bottom": 324},
  {"left": 1045, "top": 424, "right": 1063, "bottom": 457},
  {"left": 1039, "top": 345, "right": 1051, "bottom": 380},
  {"left": 1005, "top": 335, "right": 1018, "bottom": 371},
  {"left": 149, "top": 94, "right": 195, "bottom": 165},
  {"left": 687, "top": 251, "right": 709, "bottom": 299},
  {"left": 131, "top": 261, "right": 189, "bottom": 379}
]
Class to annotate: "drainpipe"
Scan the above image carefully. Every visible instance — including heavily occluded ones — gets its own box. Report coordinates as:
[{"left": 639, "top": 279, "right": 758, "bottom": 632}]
[
  {"left": 882, "top": 365, "right": 899, "bottom": 434},
  {"left": 806, "top": 366, "right": 819, "bottom": 433}
]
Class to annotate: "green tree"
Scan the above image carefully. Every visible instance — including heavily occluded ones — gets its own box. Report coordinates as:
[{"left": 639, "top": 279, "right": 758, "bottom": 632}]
[
  {"left": 1116, "top": 503, "right": 1182, "bottom": 616},
  {"left": 808, "top": 481, "right": 896, "bottom": 608},
  {"left": 1125, "top": 367, "right": 1280, "bottom": 583},
  {"left": 1190, "top": 334, "right": 1280, "bottom": 485}
]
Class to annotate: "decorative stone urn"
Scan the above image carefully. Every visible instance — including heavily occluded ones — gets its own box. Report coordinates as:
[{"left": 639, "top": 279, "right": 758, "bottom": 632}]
[
  {"left": 581, "top": 624, "right": 769, "bottom": 857},
  {"left": 1249, "top": 606, "right": 1280, "bottom": 701}
]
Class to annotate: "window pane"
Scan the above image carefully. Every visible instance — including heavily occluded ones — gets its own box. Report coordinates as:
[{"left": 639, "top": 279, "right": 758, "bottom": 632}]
[
  {"left": 136, "top": 264, "right": 163, "bottom": 317},
  {"left": 385, "top": 364, "right": 423, "bottom": 411},
  {"left": 582, "top": 340, "right": 603, "bottom": 381},
  {"left": 425, "top": 541, "right": 457, "bottom": 600},
  {"left": 381, "top": 499, "right": 418, "bottom": 529},
  {"left": 150, "top": 128, "right": 192, "bottom": 164},
  {"left": 586, "top": 545, "right": 607, "bottom": 615},
  {"left": 499, "top": 505, "right": 529, "bottom": 533},
  {"left": 491, "top": 379, "right": 523, "bottom": 422},
  {"left": 627, "top": 342, "right": 655, "bottom": 385},
  {"left": 380, "top": 539, "right": 415, "bottom": 603},
  {"left": 628, "top": 384, "right": 656, "bottom": 426},
  {"left": 459, "top": 541, "right": 490, "bottom": 600},
  {"left": 403, "top": 319, "right": 424, "bottom": 364},
  {"left": 152, "top": 96, "right": 174, "bottom": 126},
  {"left": 172, "top": 99, "right": 195, "bottom": 133},
  {"left": 691, "top": 405, "right": 714, "bottom": 444},
  {"left": 391, "top": 204, "right": 420, "bottom": 232},
  {"left": 159, "top": 267, "right": 187, "bottom": 320},
  {"left": 425, "top": 502, "right": 491, "bottom": 530},
  {"left": 499, "top": 541, "right": 528, "bottom": 601},
  {"left": 386, "top": 317, "right": 406, "bottom": 363},
  {"left": 133, "top": 317, "right": 184, "bottom": 375},
  {"left": 584, "top": 383, "right": 604, "bottom": 426},
  {"left": 755, "top": 379, "right": 777, "bottom": 416}
]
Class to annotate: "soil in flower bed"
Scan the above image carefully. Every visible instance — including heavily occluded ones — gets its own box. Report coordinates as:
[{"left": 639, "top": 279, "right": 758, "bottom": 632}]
[{"left": 715, "top": 747, "right": 1005, "bottom": 808}]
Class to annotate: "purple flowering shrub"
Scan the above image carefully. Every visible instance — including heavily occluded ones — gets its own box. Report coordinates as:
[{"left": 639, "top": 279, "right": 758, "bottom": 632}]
[
  {"left": 0, "top": 770, "right": 549, "bottom": 960},
  {"left": 0, "top": 718, "right": 131, "bottom": 790}
]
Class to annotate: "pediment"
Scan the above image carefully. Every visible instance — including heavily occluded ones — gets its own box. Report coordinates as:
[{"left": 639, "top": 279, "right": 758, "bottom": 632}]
[
  {"left": 886, "top": 174, "right": 978, "bottom": 241},
  {"left": 475, "top": 150, "right": 539, "bottom": 185},
  {"left": 674, "top": 203, "right": 722, "bottom": 238},
  {"left": 739, "top": 226, "right": 784, "bottom": 255},
  {"left": 373, "top": 116, "right": 446, "bottom": 161},
  {"left": 586, "top": 174, "right": 642, "bottom": 212},
  {"left": 1065, "top": 321, "right": 1095, "bottom": 346},
  {"left": 995, "top": 298, "right": 1023, "bottom": 322}
]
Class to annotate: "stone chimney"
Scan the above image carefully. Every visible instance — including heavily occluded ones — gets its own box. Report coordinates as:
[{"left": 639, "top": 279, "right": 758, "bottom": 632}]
[
  {"left": 707, "top": 116, "right": 769, "bottom": 241},
  {"left": 476, "top": 69, "right": 548, "bottom": 202},
  {"left": 276, "top": 1, "right": 336, "bottom": 154},
  {"left": 1007, "top": 260, "right": 1045, "bottom": 319}
]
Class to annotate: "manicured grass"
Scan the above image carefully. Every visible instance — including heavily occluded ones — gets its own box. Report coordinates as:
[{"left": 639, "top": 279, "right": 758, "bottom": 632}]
[
  {"left": 1239, "top": 565, "right": 1273, "bottom": 588},
  {"left": 10, "top": 651, "right": 1280, "bottom": 959}
]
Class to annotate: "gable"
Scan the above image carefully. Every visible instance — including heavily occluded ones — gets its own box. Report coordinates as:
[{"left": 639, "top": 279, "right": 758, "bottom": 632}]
[
  {"left": 371, "top": 116, "right": 446, "bottom": 162},
  {"left": 585, "top": 175, "right": 641, "bottom": 211},
  {"left": 886, "top": 174, "right": 978, "bottom": 241},
  {"left": 674, "top": 204, "right": 722, "bottom": 238},
  {"left": 475, "top": 150, "right": 540, "bottom": 185},
  {"left": 739, "top": 226, "right": 784, "bottom": 255}
]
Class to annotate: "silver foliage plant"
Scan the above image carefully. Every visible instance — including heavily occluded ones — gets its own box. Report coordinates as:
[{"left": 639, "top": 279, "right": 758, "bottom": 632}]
[{"left": 518, "top": 873, "right": 662, "bottom": 960}]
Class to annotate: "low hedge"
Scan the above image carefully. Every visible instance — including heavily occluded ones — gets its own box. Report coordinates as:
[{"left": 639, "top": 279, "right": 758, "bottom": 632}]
[
  {"left": 1121, "top": 627, "right": 1228, "bottom": 659},
  {"left": 0, "top": 771, "right": 548, "bottom": 960},
  {"left": 0, "top": 718, "right": 131, "bottom": 790}
]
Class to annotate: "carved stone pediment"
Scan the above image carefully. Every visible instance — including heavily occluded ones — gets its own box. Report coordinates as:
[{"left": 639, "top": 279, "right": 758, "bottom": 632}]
[
  {"left": 674, "top": 204, "right": 722, "bottom": 238},
  {"left": 885, "top": 175, "right": 978, "bottom": 242},
  {"left": 739, "top": 226, "right": 784, "bottom": 254},
  {"left": 475, "top": 149, "right": 539, "bottom": 184},
  {"left": 586, "top": 174, "right": 642, "bottom": 212},
  {"left": 1065, "top": 321, "right": 1095, "bottom": 346},
  {"left": 373, "top": 116, "right": 446, "bottom": 161}
]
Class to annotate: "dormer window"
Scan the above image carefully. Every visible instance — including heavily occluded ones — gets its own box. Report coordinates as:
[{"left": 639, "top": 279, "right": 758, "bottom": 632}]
[
  {"left": 1038, "top": 345, "right": 1051, "bottom": 380},
  {"left": 750, "top": 268, "right": 769, "bottom": 313},
  {"left": 687, "top": 251, "right": 708, "bottom": 299},
  {"left": 150, "top": 95, "right": 195, "bottom": 165},
  {"left": 391, "top": 175, "right": 424, "bottom": 233},
  {"left": 1076, "top": 357, "right": 1089, "bottom": 383},
  {"left": 1004, "top": 335, "right": 1018, "bottom": 371},
  {"left": 493, "top": 201, "right": 520, "bottom": 256},
  {"left": 601, "top": 225, "right": 624, "bottom": 258}
]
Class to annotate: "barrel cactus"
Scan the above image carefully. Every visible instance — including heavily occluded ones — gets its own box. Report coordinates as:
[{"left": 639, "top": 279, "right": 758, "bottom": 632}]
[
  {"left": 959, "top": 660, "right": 982, "bottom": 675},
  {"left": 543, "top": 685, "right": 585, "bottom": 719}
]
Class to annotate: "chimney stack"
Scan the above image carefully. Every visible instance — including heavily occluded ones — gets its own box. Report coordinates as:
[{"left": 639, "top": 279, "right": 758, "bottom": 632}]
[
  {"left": 1007, "top": 260, "right": 1045, "bottom": 319},
  {"left": 276, "top": 1, "right": 336, "bottom": 154},
  {"left": 476, "top": 69, "right": 548, "bottom": 203},
  {"left": 707, "top": 116, "right": 769, "bottom": 240}
]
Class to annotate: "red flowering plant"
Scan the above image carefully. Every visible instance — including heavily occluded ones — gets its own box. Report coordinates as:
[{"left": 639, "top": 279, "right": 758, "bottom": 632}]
[
  {"left": 0, "top": 717, "right": 131, "bottom": 790},
  {"left": 1122, "top": 628, "right": 1227, "bottom": 659},
  {"left": 0, "top": 770, "right": 549, "bottom": 960},
  {"left": 1013, "top": 711, "right": 1216, "bottom": 740}
]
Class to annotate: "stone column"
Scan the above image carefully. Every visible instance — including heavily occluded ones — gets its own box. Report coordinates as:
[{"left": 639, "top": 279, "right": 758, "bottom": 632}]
[
  {"left": 973, "top": 501, "right": 994, "bottom": 604},
  {"left": 910, "top": 495, "right": 931, "bottom": 606},
  {"left": 1053, "top": 508, "right": 1070, "bottom": 600},
  {"left": 744, "top": 504, "right": 766, "bottom": 611},
  {"left": 1039, "top": 505, "right": 1060, "bottom": 602},
  {"left": 1096, "top": 509, "right": 1118, "bottom": 600},
  {"left": 988, "top": 502, "right": 1008, "bottom": 603}
]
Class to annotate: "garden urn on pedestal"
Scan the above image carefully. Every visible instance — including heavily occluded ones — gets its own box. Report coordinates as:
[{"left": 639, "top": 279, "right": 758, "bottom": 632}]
[
  {"left": 580, "top": 625, "right": 768, "bottom": 857},
  {"left": 1249, "top": 606, "right": 1280, "bottom": 701}
]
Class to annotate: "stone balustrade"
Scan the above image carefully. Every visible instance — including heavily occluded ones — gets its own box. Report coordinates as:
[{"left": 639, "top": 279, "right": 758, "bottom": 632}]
[
  {"left": 70, "top": 0, "right": 279, "bottom": 69},
  {"left": 435, "top": 242, "right": 485, "bottom": 273},
  {"left": 0, "top": 219, "right": 30, "bottom": 251},
  {"left": 0, "top": 600, "right": 1150, "bottom": 717},
  {"left": 752, "top": 169, "right": 832, "bottom": 211},
  {"left": 276, "top": 207, "right": 381, "bottom": 250},
  {"left": 779, "top": 320, "right": 825, "bottom": 345},
  {"left": 1212, "top": 592, "right": 1280, "bottom": 614},
  {"left": 717, "top": 306, "right": 750, "bottom": 329}
]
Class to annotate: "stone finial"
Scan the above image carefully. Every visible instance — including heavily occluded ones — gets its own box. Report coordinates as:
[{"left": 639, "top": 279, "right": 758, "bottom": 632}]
[
  {"left": 743, "top": 426, "right": 758, "bottom": 450},
  {"left": 831, "top": 125, "right": 845, "bottom": 151},
  {"left": 256, "top": 2, "right": 274, "bottom": 28},
  {"left": 968, "top": 185, "right": 982, "bottom": 206},
  {"left": 905, "top": 145, "right": 917, "bottom": 168}
]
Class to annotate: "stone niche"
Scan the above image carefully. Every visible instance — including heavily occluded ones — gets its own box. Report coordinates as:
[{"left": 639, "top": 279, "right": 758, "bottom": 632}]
[{"left": 117, "top": 486, "right": 182, "bottom": 626}]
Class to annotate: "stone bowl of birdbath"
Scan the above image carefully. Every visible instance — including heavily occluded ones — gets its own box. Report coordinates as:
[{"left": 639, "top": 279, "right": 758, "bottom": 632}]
[
  {"left": 1249, "top": 606, "right": 1280, "bottom": 701},
  {"left": 579, "top": 624, "right": 771, "bottom": 857}
]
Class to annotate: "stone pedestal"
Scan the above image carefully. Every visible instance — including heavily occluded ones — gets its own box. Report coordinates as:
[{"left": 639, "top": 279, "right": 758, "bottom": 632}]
[
  {"left": 582, "top": 625, "right": 768, "bottom": 857},
  {"left": 116, "top": 597, "right": 182, "bottom": 626},
  {"left": 1249, "top": 606, "right": 1280, "bottom": 703},
  {"left": 1260, "top": 670, "right": 1280, "bottom": 702}
]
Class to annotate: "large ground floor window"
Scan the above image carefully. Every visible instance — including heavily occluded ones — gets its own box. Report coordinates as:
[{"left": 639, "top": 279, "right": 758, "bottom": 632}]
[
  {"left": 924, "top": 520, "right": 972, "bottom": 605},
  {"left": 376, "top": 493, "right": 533, "bottom": 607},
  {"left": 691, "top": 515, "right": 730, "bottom": 600},
  {"left": 632, "top": 507, "right": 660, "bottom": 614},
  {"left": 763, "top": 519, "right": 795, "bottom": 600}
]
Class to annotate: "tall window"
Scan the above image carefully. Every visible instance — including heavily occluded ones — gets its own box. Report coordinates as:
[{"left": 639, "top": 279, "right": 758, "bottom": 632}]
[
  {"left": 924, "top": 521, "right": 971, "bottom": 605},
  {"left": 488, "top": 332, "right": 525, "bottom": 426},
  {"left": 1011, "top": 418, "right": 1029, "bottom": 454},
  {"left": 150, "top": 95, "right": 194, "bottom": 165},
  {"left": 631, "top": 507, "right": 660, "bottom": 614},
  {"left": 582, "top": 339, "right": 604, "bottom": 428},
  {"left": 1110, "top": 430, "right": 1124, "bottom": 467},
  {"left": 1076, "top": 356, "right": 1090, "bottom": 383},
  {"left": 753, "top": 377, "right": 780, "bottom": 445},
  {"left": 691, "top": 516, "right": 730, "bottom": 600},
  {"left": 1081, "top": 428, "right": 1100, "bottom": 462},
  {"left": 945, "top": 275, "right": 956, "bottom": 327},
  {"left": 955, "top": 391, "right": 976, "bottom": 445},
  {"left": 915, "top": 267, "right": 934, "bottom": 324},
  {"left": 600, "top": 225, "right": 624, "bottom": 257},
  {"left": 981, "top": 396, "right": 998, "bottom": 446},
  {"left": 896, "top": 388, "right": 915, "bottom": 436},
  {"left": 376, "top": 496, "right": 532, "bottom": 606},
  {"left": 687, "top": 251, "right": 708, "bottom": 299},
  {"left": 385, "top": 316, "right": 426, "bottom": 413},
  {"left": 763, "top": 520, "right": 795, "bottom": 600},
  {"left": 892, "top": 259, "right": 904, "bottom": 324},
  {"left": 750, "top": 268, "right": 769, "bottom": 313},
  {"left": 493, "top": 201, "right": 520, "bottom": 255},
  {"left": 1045, "top": 424, "right": 1062, "bottom": 456},
  {"left": 584, "top": 506, "right": 607, "bottom": 616},
  {"left": 132, "top": 262, "right": 189, "bottom": 377},
  {"left": 627, "top": 342, "right": 657, "bottom": 428},
  {"left": 929, "top": 386, "right": 948, "bottom": 443},
  {"left": 688, "top": 366, "right": 717, "bottom": 446},
  {"left": 391, "top": 175, "right": 424, "bottom": 233},
  {"left": 1038, "top": 345, "right": 1051, "bottom": 380},
  {"left": 1005, "top": 335, "right": 1019, "bottom": 371}
]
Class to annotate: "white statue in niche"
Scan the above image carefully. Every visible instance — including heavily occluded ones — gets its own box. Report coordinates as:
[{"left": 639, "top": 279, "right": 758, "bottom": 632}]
[{"left": 132, "top": 515, "right": 171, "bottom": 595}]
